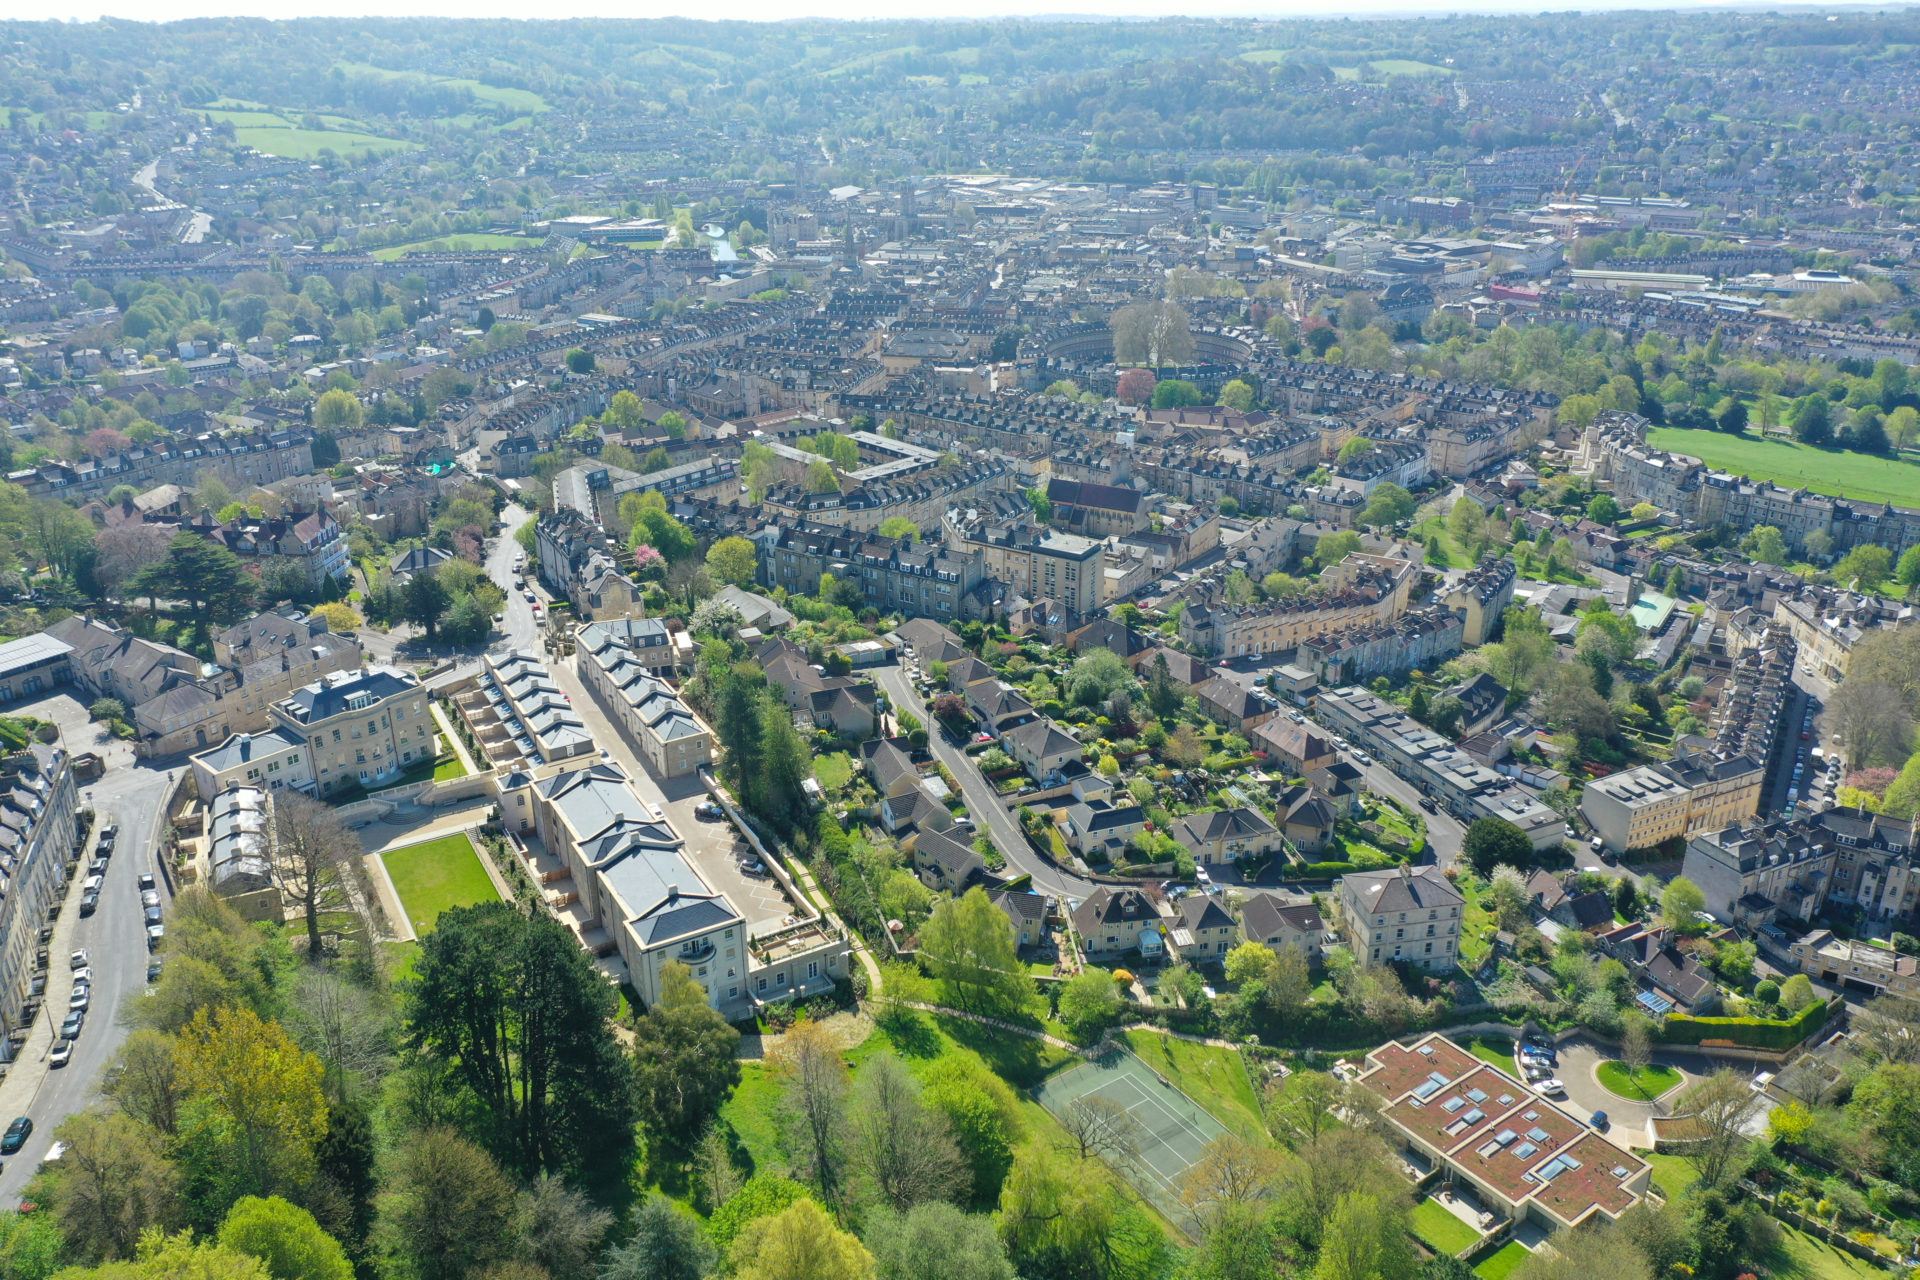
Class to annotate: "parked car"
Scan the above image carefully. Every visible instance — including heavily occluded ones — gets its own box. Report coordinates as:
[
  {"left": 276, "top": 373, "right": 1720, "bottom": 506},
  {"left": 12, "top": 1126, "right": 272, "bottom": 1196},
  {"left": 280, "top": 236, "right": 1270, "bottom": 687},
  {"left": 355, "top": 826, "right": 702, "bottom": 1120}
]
[
  {"left": 1589, "top": 1110, "right": 1609, "bottom": 1130},
  {"left": 738, "top": 858, "right": 767, "bottom": 877},
  {"left": 88, "top": 858, "right": 107, "bottom": 877},
  {"left": 70, "top": 967, "right": 89, "bottom": 985},
  {"left": 82, "top": 875, "right": 102, "bottom": 895},
  {"left": 693, "top": 801, "right": 724, "bottom": 821},
  {"left": 69, "top": 949, "right": 87, "bottom": 970},
  {"left": 143, "top": 906, "right": 163, "bottom": 927},
  {"left": 1750, "top": 1071, "right": 1776, "bottom": 1093},
  {"left": 1531, "top": 1078, "right": 1567, "bottom": 1097},
  {"left": 78, "top": 894, "right": 97, "bottom": 918},
  {"left": 136, "top": 873, "right": 154, "bottom": 892},
  {"left": 140, "top": 890, "right": 160, "bottom": 909},
  {"left": 47, "top": 1040, "right": 71, "bottom": 1069},
  {"left": 147, "top": 959, "right": 164, "bottom": 983},
  {"left": 146, "top": 924, "right": 165, "bottom": 950},
  {"left": 67, "top": 988, "right": 87, "bottom": 1012},
  {"left": 58, "top": 1012, "right": 81, "bottom": 1040},
  {"left": 1, "top": 1117, "right": 32, "bottom": 1155}
]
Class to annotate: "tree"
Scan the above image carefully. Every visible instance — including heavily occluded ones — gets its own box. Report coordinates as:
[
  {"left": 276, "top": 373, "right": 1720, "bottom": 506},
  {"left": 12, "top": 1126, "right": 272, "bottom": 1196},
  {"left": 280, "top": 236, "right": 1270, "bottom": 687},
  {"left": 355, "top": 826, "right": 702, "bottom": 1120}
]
[
  {"left": 731, "top": 1198, "right": 873, "bottom": 1280},
  {"left": 1115, "top": 368, "right": 1157, "bottom": 406},
  {"left": 1792, "top": 395, "right": 1831, "bottom": 445},
  {"left": 919, "top": 1055, "right": 1022, "bottom": 1204},
  {"left": 849, "top": 1053, "right": 968, "bottom": 1211},
  {"left": 604, "top": 390, "right": 644, "bottom": 430},
  {"left": 133, "top": 533, "right": 257, "bottom": 633},
  {"left": 1716, "top": 397, "right": 1748, "bottom": 435},
  {"left": 876, "top": 517, "right": 920, "bottom": 544},
  {"left": 1834, "top": 544, "right": 1892, "bottom": 592},
  {"left": 1684, "top": 1069, "right": 1763, "bottom": 1191},
  {"left": 106, "top": 1029, "right": 184, "bottom": 1135},
  {"left": 772, "top": 1019, "right": 850, "bottom": 1202},
  {"left": 1586, "top": 494, "right": 1620, "bottom": 525},
  {"left": 1769, "top": 1101, "right": 1816, "bottom": 1147},
  {"left": 313, "top": 389, "right": 364, "bottom": 433},
  {"left": 1357, "top": 483, "right": 1416, "bottom": 528},
  {"left": 1618, "top": 1013, "right": 1654, "bottom": 1091},
  {"left": 1779, "top": 973, "right": 1817, "bottom": 1013},
  {"left": 1464, "top": 818, "right": 1534, "bottom": 878},
  {"left": 1111, "top": 300, "right": 1194, "bottom": 369},
  {"left": 1178, "top": 1134, "right": 1283, "bottom": 1232},
  {"left": 997, "top": 1148, "right": 1120, "bottom": 1280},
  {"left": 864, "top": 1201, "right": 1014, "bottom": 1280},
  {"left": 1740, "top": 524, "right": 1790, "bottom": 567},
  {"left": 600, "top": 1194, "right": 716, "bottom": 1280},
  {"left": 1897, "top": 545, "right": 1920, "bottom": 597},
  {"left": 918, "top": 888, "right": 1028, "bottom": 1015},
  {"left": 1065, "top": 649, "right": 1135, "bottom": 708},
  {"left": 704, "top": 535, "right": 759, "bottom": 588},
  {"left": 1217, "top": 379, "right": 1256, "bottom": 413},
  {"left": 514, "top": 1173, "right": 611, "bottom": 1280},
  {"left": 268, "top": 791, "right": 364, "bottom": 963},
  {"left": 1057, "top": 967, "right": 1121, "bottom": 1041},
  {"left": 216, "top": 1196, "right": 352, "bottom": 1280},
  {"left": 805, "top": 458, "right": 840, "bottom": 493},
  {"left": 51, "top": 1229, "right": 274, "bottom": 1279},
  {"left": 657, "top": 409, "right": 689, "bottom": 439},
  {"left": 1827, "top": 676, "right": 1915, "bottom": 768},
  {"left": 564, "top": 347, "right": 594, "bottom": 374},
  {"left": 1145, "top": 655, "right": 1183, "bottom": 719},
  {"left": 94, "top": 522, "right": 176, "bottom": 598},
  {"left": 176, "top": 1005, "right": 330, "bottom": 1204},
  {"left": 44, "top": 1111, "right": 182, "bottom": 1262},
  {"left": 407, "top": 903, "right": 636, "bottom": 1177},
  {"left": 402, "top": 570, "right": 451, "bottom": 643},
  {"left": 630, "top": 961, "right": 741, "bottom": 1157},
  {"left": 0, "top": 1210, "right": 63, "bottom": 1280},
  {"left": 1660, "top": 876, "right": 1708, "bottom": 932},
  {"left": 374, "top": 1128, "right": 518, "bottom": 1280},
  {"left": 708, "top": 1176, "right": 811, "bottom": 1253},
  {"left": 1151, "top": 379, "right": 1203, "bottom": 410},
  {"left": 1313, "top": 530, "right": 1363, "bottom": 571},
  {"left": 1313, "top": 1190, "right": 1414, "bottom": 1280}
]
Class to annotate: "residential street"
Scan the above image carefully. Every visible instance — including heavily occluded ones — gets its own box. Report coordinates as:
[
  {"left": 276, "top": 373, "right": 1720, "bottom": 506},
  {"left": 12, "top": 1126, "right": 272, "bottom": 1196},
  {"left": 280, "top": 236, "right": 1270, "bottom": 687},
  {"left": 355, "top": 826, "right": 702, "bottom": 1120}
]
[
  {"left": 0, "top": 696, "right": 174, "bottom": 1203},
  {"left": 871, "top": 663, "right": 1098, "bottom": 903}
]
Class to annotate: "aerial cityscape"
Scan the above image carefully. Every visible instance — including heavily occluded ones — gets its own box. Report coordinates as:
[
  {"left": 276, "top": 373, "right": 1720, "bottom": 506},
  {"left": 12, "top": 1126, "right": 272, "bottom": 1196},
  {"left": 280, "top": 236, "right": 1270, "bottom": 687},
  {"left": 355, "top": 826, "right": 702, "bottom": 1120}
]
[{"left": 0, "top": 7, "right": 1916, "bottom": 1280}]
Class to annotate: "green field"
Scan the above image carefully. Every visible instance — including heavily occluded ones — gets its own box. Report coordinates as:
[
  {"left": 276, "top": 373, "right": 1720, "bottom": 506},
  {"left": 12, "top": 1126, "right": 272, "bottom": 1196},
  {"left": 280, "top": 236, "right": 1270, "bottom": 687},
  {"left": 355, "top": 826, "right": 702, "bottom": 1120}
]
[
  {"left": 1411, "top": 1196, "right": 1480, "bottom": 1254},
  {"left": 1474, "top": 1240, "right": 1531, "bottom": 1280},
  {"left": 1334, "top": 58, "right": 1456, "bottom": 79},
  {"left": 381, "top": 833, "right": 500, "bottom": 936},
  {"left": 1596, "top": 1060, "right": 1683, "bottom": 1099},
  {"left": 373, "top": 234, "right": 543, "bottom": 261},
  {"left": 813, "top": 751, "right": 854, "bottom": 794},
  {"left": 334, "top": 62, "right": 550, "bottom": 115},
  {"left": 232, "top": 124, "right": 414, "bottom": 159},
  {"left": 1120, "top": 1029, "right": 1266, "bottom": 1140},
  {"left": 1647, "top": 425, "right": 1920, "bottom": 507}
]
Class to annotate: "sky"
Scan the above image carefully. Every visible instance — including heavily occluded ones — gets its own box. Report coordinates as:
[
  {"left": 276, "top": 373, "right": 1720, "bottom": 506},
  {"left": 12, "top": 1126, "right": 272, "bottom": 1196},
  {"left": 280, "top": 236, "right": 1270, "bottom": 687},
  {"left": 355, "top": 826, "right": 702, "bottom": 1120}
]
[{"left": 19, "top": 0, "right": 1901, "bottom": 22}]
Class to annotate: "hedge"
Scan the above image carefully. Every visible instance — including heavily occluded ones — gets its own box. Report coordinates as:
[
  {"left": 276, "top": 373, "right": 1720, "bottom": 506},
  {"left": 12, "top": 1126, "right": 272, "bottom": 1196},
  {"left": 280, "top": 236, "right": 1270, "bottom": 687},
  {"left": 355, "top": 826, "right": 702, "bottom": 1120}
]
[
  {"left": 1660, "top": 998, "right": 1828, "bottom": 1050},
  {"left": 1290, "top": 861, "right": 1366, "bottom": 881}
]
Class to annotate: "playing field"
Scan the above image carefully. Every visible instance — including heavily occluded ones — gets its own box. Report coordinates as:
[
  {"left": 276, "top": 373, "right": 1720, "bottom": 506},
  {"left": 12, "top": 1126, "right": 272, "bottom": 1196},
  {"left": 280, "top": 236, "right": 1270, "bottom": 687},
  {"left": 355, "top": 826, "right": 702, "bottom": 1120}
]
[
  {"left": 1646, "top": 426, "right": 1920, "bottom": 508},
  {"left": 1035, "top": 1048, "right": 1228, "bottom": 1214}
]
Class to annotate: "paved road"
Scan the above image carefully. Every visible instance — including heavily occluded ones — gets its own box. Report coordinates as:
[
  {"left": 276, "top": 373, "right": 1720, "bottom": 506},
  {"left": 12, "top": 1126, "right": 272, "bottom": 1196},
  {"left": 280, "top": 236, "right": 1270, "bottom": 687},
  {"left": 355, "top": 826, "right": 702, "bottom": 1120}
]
[
  {"left": 485, "top": 503, "right": 541, "bottom": 655},
  {"left": 871, "top": 663, "right": 1097, "bottom": 904},
  {"left": 1762, "top": 684, "right": 1815, "bottom": 816},
  {"left": 0, "top": 701, "right": 172, "bottom": 1202}
]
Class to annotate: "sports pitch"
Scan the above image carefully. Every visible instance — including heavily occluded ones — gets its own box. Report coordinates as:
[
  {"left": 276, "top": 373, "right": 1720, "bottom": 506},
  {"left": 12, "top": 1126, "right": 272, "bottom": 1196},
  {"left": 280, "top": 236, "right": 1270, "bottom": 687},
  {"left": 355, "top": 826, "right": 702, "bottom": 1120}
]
[{"left": 1035, "top": 1048, "right": 1227, "bottom": 1212}]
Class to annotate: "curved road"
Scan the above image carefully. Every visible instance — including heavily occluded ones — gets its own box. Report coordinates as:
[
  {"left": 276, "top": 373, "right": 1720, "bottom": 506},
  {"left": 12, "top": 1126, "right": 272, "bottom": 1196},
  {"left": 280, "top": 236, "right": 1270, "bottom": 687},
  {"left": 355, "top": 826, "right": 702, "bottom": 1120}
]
[{"left": 871, "top": 663, "right": 1097, "bottom": 903}]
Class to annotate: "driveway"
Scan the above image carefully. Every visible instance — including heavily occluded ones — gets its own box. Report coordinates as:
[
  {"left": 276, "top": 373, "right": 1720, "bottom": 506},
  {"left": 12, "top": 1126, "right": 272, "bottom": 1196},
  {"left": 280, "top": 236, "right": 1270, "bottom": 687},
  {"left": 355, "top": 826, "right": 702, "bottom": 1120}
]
[
  {"left": 1554, "top": 1036, "right": 1700, "bottom": 1151},
  {"left": 871, "top": 663, "right": 1097, "bottom": 904}
]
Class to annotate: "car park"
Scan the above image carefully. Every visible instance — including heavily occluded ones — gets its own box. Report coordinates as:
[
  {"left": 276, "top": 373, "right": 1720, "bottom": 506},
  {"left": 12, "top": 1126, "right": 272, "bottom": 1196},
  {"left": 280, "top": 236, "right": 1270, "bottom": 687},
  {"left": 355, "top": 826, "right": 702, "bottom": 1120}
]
[
  {"left": 1, "top": 1117, "right": 31, "bottom": 1155},
  {"left": 47, "top": 1040, "right": 71, "bottom": 1069}
]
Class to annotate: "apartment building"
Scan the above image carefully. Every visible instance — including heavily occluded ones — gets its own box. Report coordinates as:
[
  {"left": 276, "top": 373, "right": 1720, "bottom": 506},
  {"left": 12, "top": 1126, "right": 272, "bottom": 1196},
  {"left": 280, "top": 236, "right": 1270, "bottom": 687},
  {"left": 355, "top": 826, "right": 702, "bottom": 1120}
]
[
  {"left": 1683, "top": 807, "right": 1918, "bottom": 929},
  {"left": 1579, "top": 751, "right": 1765, "bottom": 855},
  {"left": 757, "top": 517, "right": 985, "bottom": 622},
  {"left": 1316, "top": 686, "right": 1566, "bottom": 850},
  {"left": 189, "top": 728, "right": 314, "bottom": 800},
  {"left": 1339, "top": 864, "right": 1463, "bottom": 970},
  {"left": 1179, "top": 554, "right": 1415, "bottom": 659},
  {"left": 0, "top": 745, "right": 76, "bottom": 1048},
  {"left": 1772, "top": 590, "right": 1914, "bottom": 686},
  {"left": 1359, "top": 1033, "right": 1650, "bottom": 1234},
  {"left": 514, "top": 758, "right": 847, "bottom": 1016},
  {"left": 1444, "top": 557, "right": 1518, "bottom": 646},
  {"left": 268, "top": 666, "right": 433, "bottom": 797},
  {"left": 449, "top": 653, "right": 594, "bottom": 771},
  {"left": 575, "top": 620, "right": 713, "bottom": 779},
  {"left": 942, "top": 507, "right": 1102, "bottom": 620},
  {"left": 534, "top": 508, "right": 644, "bottom": 623}
]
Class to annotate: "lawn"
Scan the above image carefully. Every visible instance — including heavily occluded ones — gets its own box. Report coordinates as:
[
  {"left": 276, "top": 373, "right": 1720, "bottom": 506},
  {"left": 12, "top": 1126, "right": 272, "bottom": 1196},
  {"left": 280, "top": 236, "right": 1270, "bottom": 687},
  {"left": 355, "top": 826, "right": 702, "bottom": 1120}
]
[
  {"left": 1462, "top": 1034, "right": 1518, "bottom": 1076},
  {"left": 433, "top": 751, "right": 470, "bottom": 782},
  {"left": 1639, "top": 1149, "right": 1698, "bottom": 1200},
  {"left": 813, "top": 751, "right": 854, "bottom": 795},
  {"left": 1474, "top": 1240, "right": 1531, "bottom": 1280},
  {"left": 1411, "top": 1196, "right": 1480, "bottom": 1254},
  {"left": 232, "top": 124, "right": 415, "bottom": 159},
  {"left": 380, "top": 833, "right": 500, "bottom": 936},
  {"left": 373, "top": 233, "right": 544, "bottom": 261},
  {"left": 1647, "top": 425, "right": 1920, "bottom": 508},
  {"left": 334, "top": 62, "right": 550, "bottom": 115},
  {"left": 1769, "top": 1224, "right": 1896, "bottom": 1279},
  {"left": 1120, "top": 1030, "right": 1266, "bottom": 1140},
  {"left": 1595, "top": 1060, "right": 1683, "bottom": 1100}
]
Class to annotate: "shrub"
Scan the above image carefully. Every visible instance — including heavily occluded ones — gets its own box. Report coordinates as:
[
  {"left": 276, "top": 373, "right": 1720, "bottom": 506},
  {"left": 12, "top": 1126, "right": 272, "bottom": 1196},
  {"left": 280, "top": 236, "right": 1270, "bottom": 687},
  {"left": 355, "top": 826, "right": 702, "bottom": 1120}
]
[{"left": 1660, "top": 999, "right": 1827, "bottom": 1050}]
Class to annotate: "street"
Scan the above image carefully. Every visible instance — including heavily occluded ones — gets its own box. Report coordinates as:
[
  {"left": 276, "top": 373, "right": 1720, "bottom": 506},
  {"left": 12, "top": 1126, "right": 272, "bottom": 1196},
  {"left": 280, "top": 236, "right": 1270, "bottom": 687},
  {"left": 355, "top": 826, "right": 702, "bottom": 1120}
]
[
  {"left": 871, "top": 663, "right": 1097, "bottom": 903},
  {"left": 0, "top": 695, "right": 173, "bottom": 1202},
  {"left": 486, "top": 503, "right": 543, "bottom": 655}
]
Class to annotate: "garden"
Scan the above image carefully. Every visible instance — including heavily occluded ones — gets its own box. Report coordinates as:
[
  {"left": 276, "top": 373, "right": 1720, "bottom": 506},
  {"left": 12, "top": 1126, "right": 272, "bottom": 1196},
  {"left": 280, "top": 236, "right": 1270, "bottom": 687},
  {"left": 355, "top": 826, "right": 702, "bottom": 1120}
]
[{"left": 380, "top": 832, "right": 501, "bottom": 936}]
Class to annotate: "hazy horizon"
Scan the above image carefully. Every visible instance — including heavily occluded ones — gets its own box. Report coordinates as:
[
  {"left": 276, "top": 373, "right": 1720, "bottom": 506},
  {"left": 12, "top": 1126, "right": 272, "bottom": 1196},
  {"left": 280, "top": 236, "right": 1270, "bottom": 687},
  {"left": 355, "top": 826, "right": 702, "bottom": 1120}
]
[{"left": 22, "top": 0, "right": 1914, "bottom": 24}]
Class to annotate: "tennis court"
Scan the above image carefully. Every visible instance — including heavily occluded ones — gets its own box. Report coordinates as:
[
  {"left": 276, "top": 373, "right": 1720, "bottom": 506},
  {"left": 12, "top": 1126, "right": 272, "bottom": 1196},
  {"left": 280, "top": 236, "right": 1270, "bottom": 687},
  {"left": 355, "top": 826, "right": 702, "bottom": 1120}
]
[{"left": 1035, "top": 1048, "right": 1227, "bottom": 1212}]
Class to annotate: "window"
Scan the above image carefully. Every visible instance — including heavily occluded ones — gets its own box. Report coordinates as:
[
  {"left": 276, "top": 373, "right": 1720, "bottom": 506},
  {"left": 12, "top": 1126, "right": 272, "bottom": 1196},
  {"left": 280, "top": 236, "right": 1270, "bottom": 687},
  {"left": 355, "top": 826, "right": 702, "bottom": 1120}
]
[{"left": 808, "top": 961, "right": 818, "bottom": 978}]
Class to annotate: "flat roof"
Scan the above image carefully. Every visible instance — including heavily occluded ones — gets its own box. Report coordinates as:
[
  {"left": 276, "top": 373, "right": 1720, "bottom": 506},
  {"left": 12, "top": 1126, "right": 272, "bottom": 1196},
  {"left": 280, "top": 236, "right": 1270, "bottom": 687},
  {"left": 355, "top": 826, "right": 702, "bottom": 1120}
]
[{"left": 0, "top": 633, "right": 70, "bottom": 678}]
